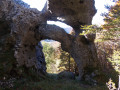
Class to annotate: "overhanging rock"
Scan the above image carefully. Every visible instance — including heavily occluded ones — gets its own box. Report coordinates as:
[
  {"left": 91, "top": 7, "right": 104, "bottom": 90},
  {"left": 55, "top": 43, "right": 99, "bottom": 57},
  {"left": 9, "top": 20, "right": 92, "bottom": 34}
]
[{"left": 48, "top": 0, "right": 96, "bottom": 34}]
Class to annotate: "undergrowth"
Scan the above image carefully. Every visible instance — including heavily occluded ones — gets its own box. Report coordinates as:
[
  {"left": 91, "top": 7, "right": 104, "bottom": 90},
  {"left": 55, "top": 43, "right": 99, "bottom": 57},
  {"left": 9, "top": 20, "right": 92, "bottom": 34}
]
[{"left": 0, "top": 74, "right": 108, "bottom": 90}]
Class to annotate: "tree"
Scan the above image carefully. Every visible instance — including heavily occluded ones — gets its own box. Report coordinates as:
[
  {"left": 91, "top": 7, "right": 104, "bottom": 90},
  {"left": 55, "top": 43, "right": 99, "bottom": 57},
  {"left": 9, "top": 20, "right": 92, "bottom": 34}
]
[
  {"left": 102, "top": 0, "right": 120, "bottom": 40},
  {"left": 58, "top": 48, "right": 77, "bottom": 73},
  {"left": 0, "top": 0, "right": 98, "bottom": 80},
  {"left": 42, "top": 42, "right": 56, "bottom": 73},
  {"left": 108, "top": 49, "right": 120, "bottom": 73}
]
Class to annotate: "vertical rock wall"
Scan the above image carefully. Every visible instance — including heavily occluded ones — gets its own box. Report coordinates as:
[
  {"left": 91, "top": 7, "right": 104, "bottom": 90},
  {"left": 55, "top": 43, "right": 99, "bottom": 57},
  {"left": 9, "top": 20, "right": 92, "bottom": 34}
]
[
  {"left": 0, "top": 0, "right": 47, "bottom": 79},
  {"left": 0, "top": 0, "right": 99, "bottom": 82},
  {"left": 47, "top": 0, "right": 98, "bottom": 80},
  {"left": 36, "top": 42, "right": 46, "bottom": 74}
]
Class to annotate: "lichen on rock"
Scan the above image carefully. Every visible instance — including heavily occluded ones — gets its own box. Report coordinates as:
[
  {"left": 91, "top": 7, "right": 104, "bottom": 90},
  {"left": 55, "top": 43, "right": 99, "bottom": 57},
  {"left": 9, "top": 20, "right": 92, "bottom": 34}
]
[
  {"left": 0, "top": 0, "right": 98, "bottom": 82},
  {"left": 48, "top": 0, "right": 96, "bottom": 34},
  {"left": 0, "top": 0, "right": 47, "bottom": 79}
]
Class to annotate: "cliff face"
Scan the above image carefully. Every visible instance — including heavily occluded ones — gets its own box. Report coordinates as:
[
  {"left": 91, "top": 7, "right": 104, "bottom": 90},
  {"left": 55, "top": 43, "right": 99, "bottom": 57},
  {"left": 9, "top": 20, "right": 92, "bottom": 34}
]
[
  {"left": 47, "top": 0, "right": 97, "bottom": 80},
  {"left": 0, "top": 0, "right": 47, "bottom": 79},
  {"left": 48, "top": 0, "right": 96, "bottom": 34},
  {"left": 0, "top": 0, "right": 98, "bottom": 81}
]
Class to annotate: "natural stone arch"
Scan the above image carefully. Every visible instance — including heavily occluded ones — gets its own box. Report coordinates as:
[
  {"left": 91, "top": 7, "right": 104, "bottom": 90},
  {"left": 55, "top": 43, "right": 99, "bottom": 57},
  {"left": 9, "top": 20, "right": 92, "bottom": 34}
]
[
  {"left": 47, "top": 0, "right": 97, "bottom": 35},
  {"left": 0, "top": 0, "right": 98, "bottom": 80},
  {"left": 37, "top": 24, "right": 98, "bottom": 80}
]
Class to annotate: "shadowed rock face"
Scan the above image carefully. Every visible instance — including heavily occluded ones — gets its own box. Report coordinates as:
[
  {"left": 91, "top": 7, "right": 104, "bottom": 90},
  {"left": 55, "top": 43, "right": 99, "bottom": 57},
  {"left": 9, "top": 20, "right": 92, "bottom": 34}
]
[
  {"left": 0, "top": 0, "right": 97, "bottom": 80},
  {"left": 69, "top": 34, "right": 98, "bottom": 80},
  {"left": 0, "top": 0, "right": 47, "bottom": 78},
  {"left": 46, "top": 0, "right": 97, "bottom": 80},
  {"left": 57, "top": 71, "right": 75, "bottom": 80},
  {"left": 38, "top": 25, "right": 98, "bottom": 80},
  {"left": 36, "top": 42, "right": 46, "bottom": 74}
]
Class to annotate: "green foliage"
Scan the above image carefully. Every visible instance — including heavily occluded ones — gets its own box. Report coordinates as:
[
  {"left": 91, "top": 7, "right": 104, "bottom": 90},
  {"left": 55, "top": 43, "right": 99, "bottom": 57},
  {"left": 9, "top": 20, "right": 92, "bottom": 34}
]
[
  {"left": 8, "top": 76, "right": 108, "bottom": 90},
  {"left": 42, "top": 41, "right": 57, "bottom": 73},
  {"left": 80, "top": 25, "right": 102, "bottom": 35},
  {"left": 102, "top": 0, "right": 120, "bottom": 40},
  {"left": 96, "top": 41, "right": 119, "bottom": 85},
  {"left": 42, "top": 42, "right": 55, "bottom": 63},
  {"left": 59, "top": 50, "right": 69, "bottom": 71},
  {"left": 108, "top": 49, "right": 120, "bottom": 73},
  {"left": 80, "top": 0, "right": 120, "bottom": 41},
  {"left": 58, "top": 49, "right": 76, "bottom": 72},
  {"left": 42, "top": 41, "right": 77, "bottom": 73},
  {"left": 106, "top": 78, "right": 117, "bottom": 90}
]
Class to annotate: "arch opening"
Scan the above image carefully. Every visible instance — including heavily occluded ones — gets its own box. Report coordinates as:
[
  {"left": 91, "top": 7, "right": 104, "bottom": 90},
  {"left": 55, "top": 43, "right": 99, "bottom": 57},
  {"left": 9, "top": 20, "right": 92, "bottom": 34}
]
[{"left": 40, "top": 40, "right": 78, "bottom": 75}]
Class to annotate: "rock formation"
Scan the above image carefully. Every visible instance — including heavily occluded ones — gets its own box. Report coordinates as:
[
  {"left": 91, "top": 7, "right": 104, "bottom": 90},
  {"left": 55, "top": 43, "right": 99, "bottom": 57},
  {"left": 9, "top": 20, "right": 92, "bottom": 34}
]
[
  {"left": 36, "top": 42, "right": 46, "bottom": 74},
  {"left": 57, "top": 71, "right": 75, "bottom": 80},
  {"left": 0, "top": 0, "right": 98, "bottom": 80},
  {"left": 48, "top": 0, "right": 96, "bottom": 34},
  {"left": 0, "top": 0, "right": 47, "bottom": 79}
]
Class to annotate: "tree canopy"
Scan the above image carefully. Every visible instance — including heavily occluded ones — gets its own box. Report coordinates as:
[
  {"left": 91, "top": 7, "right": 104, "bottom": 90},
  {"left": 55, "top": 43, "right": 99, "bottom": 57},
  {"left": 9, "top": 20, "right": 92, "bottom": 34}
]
[{"left": 102, "top": 0, "right": 120, "bottom": 39}]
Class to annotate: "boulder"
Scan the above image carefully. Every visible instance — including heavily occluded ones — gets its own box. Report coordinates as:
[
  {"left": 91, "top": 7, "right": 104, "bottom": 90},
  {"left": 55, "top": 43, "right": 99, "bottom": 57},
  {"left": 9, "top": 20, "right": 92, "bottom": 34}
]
[{"left": 57, "top": 71, "right": 75, "bottom": 80}]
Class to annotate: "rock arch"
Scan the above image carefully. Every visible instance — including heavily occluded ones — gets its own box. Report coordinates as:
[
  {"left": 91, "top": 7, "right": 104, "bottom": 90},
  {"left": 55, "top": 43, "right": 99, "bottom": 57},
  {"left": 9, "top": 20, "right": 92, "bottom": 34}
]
[{"left": 0, "top": 0, "right": 97, "bottom": 80}]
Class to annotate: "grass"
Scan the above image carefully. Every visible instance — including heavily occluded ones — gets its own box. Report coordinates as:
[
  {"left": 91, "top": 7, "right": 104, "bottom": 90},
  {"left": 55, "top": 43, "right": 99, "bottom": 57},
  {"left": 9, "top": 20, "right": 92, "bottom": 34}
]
[
  {"left": 0, "top": 74, "right": 107, "bottom": 90},
  {"left": 12, "top": 79, "right": 108, "bottom": 90}
]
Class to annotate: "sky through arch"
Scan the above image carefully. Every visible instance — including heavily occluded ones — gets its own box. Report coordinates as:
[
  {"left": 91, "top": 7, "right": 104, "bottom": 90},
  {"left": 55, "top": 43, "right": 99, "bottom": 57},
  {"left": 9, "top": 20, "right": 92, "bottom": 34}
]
[{"left": 22, "top": 0, "right": 115, "bottom": 31}]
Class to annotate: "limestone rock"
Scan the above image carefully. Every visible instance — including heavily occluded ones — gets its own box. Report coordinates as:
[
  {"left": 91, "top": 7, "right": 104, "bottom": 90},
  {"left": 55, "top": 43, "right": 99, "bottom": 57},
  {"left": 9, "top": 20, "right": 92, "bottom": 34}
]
[
  {"left": 48, "top": 0, "right": 96, "bottom": 34},
  {"left": 0, "top": 0, "right": 98, "bottom": 81},
  {"left": 35, "top": 42, "right": 46, "bottom": 74},
  {"left": 0, "top": 0, "right": 47, "bottom": 79},
  {"left": 57, "top": 71, "right": 75, "bottom": 80}
]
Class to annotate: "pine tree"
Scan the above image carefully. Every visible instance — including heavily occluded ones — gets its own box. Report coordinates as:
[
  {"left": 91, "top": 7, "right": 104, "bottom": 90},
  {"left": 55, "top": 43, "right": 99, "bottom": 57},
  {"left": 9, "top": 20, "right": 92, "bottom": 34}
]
[{"left": 102, "top": 0, "right": 120, "bottom": 40}]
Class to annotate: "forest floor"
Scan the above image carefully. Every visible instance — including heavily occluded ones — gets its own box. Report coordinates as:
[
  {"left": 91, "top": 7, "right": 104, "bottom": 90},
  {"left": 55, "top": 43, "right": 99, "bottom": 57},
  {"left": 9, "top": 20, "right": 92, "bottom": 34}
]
[{"left": 0, "top": 74, "right": 108, "bottom": 90}]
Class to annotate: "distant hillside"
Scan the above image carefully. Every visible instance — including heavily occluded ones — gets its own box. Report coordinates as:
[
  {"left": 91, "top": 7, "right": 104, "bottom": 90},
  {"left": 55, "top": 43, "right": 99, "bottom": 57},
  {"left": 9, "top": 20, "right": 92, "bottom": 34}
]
[{"left": 41, "top": 40, "right": 60, "bottom": 49}]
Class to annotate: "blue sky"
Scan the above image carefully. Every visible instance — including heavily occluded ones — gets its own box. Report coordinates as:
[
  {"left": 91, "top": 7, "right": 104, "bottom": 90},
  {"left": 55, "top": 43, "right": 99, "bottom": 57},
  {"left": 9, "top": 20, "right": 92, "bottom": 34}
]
[
  {"left": 93, "top": 0, "right": 115, "bottom": 25},
  {"left": 22, "top": 0, "right": 47, "bottom": 10},
  {"left": 22, "top": 0, "right": 115, "bottom": 31}
]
